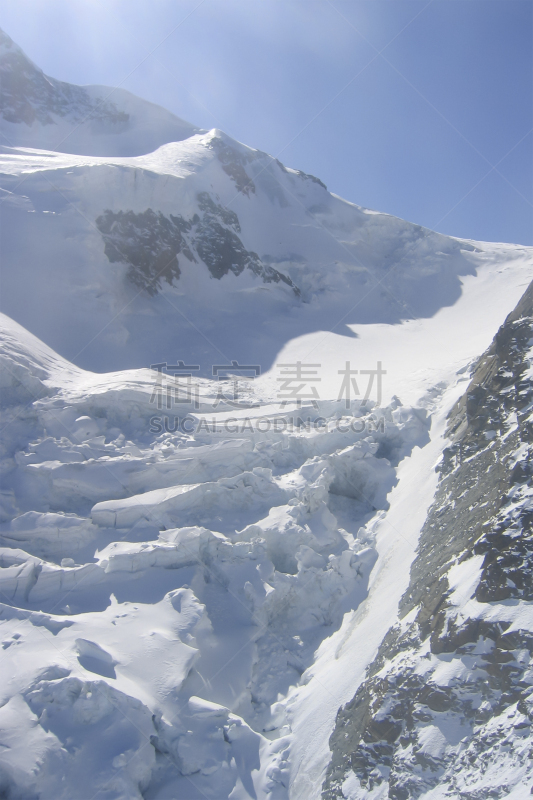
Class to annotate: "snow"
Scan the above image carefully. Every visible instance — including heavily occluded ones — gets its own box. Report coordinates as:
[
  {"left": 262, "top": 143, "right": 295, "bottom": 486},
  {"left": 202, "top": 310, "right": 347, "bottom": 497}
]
[
  {"left": 283, "top": 386, "right": 466, "bottom": 799},
  {"left": 1, "top": 27, "right": 533, "bottom": 800},
  {"left": 1, "top": 130, "right": 530, "bottom": 378},
  {"left": 0, "top": 187, "right": 531, "bottom": 800},
  {"left": 1, "top": 306, "right": 444, "bottom": 798},
  {"left": 3, "top": 292, "right": 525, "bottom": 797}
]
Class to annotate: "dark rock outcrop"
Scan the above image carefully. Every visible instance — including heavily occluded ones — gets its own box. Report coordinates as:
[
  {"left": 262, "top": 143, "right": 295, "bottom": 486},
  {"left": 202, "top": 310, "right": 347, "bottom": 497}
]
[{"left": 96, "top": 192, "right": 300, "bottom": 295}]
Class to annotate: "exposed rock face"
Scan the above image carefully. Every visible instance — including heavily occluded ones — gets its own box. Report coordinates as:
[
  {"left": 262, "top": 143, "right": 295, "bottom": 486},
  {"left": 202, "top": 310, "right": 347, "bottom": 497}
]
[
  {"left": 96, "top": 192, "right": 300, "bottom": 295},
  {"left": 208, "top": 133, "right": 327, "bottom": 197},
  {"left": 210, "top": 136, "right": 257, "bottom": 196},
  {"left": 323, "top": 281, "right": 533, "bottom": 799},
  {"left": 96, "top": 209, "right": 192, "bottom": 294}
]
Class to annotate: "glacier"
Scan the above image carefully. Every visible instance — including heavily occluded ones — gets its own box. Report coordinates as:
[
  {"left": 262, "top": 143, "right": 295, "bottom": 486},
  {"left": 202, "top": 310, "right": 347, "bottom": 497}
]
[{"left": 0, "top": 26, "right": 533, "bottom": 800}]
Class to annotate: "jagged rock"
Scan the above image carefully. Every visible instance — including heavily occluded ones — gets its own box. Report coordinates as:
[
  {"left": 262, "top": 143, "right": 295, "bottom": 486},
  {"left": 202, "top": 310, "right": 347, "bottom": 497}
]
[{"left": 96, "top": 193, "right": 300, "bottom": 295}]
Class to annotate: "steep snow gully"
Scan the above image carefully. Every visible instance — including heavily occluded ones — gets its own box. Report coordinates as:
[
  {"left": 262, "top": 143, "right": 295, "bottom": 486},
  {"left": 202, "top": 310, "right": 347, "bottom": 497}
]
[{"left": 1, "top": 26, "right": 533, "bottom": 800}]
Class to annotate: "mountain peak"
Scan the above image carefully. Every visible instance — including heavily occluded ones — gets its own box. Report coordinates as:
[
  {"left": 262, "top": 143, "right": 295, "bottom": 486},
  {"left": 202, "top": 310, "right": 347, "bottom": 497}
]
[
  {"left": 0, "top": 28, "right": 200, "bottom": 155},
  {"left": 0, "top": 26, "right": 27, "bottom": 59}
]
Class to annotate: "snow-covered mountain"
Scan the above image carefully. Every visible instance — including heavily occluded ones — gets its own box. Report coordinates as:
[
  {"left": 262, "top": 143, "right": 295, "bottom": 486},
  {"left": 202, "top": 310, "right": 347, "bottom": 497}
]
[
  {"left": 0, "top": 28, "right": 199, "bottom": 156},
  {"left": 2, "top": 29, "right": 530, "bottom": 376},
  {"left": 1, "top": 29, "right": 533, "bottom": 800},
  {"left": 2, "top": 126, "right": 531, "bottom": 377}
]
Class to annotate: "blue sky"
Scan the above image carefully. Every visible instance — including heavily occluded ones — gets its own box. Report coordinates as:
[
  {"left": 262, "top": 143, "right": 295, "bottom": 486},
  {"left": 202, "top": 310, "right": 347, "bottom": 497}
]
[{"left": 1, "top": 0, "right": 531, "bottom": 244}]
